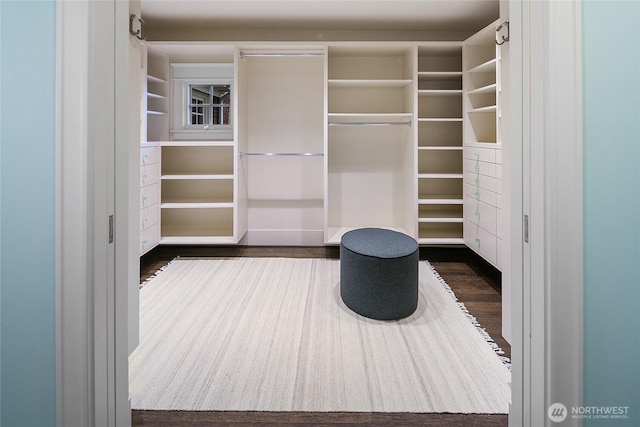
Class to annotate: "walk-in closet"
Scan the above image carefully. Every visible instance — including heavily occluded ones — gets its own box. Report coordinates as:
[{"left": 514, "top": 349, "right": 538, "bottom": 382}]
[{"left": 132, "top": 0, "right": 512, "bottom": 423}]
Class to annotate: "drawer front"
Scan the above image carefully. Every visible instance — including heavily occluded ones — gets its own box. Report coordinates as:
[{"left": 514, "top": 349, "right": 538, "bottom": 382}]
[
  {"left": 464, "top": 220, "right": 498, "bottom": 266},
  {"left": 464, "top": 171, "right": 499, "bottom": 193},
  {"left": 464, "top": 158, "right": 498, "bottom": 177},
  {"left": 464, "top": 182, "right": 498, "bottom": 207},
  {"left": 140, "top": 204, "right": 159, "bottom": 232},
  {"left": 140, "top": 146, "right": 159, "bottom": 166},
  {"left": 140, "top": 223, "right": 160, "bottom": 255},
  {"left": 464, "top": 147, "right": 496, "bottom": 163},
  {"left": 464, "top": 195, "right": 497, "bottom": 235},
  {"left": 140, "top": 183, "right": 159, "bottom": 209},
  {"left": 140, "top": 163, "right": 160, "bottom": 187}
]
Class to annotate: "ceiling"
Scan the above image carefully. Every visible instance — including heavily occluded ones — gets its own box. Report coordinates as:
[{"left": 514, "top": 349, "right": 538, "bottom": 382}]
[{"left": 141, "top": 0, "right": 499, "bottom": 33}]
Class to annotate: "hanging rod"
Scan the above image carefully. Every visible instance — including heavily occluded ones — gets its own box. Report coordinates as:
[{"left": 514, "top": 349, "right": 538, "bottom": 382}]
[
  {"left": 328, "top": 121, "right": 412, "bottom": 127},
  {"left": 239, "top": 152, "right": 324, "bottom": 157},
  {"left": 240, "top": 52, "right": 324, "bottom": 58}
]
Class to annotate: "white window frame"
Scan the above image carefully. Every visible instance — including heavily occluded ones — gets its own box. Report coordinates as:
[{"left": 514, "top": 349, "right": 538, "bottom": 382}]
[{"left": 172, "top": 63, "right": 234, "bottom": 140}]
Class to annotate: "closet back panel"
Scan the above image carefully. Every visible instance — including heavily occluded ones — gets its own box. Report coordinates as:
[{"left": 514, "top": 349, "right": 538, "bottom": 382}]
[
  {"left": 242, "top": 54, "right": 325, "bottom": 245},
  {"left": 327, "top": 126, "right": 413, "bottom": 230}
]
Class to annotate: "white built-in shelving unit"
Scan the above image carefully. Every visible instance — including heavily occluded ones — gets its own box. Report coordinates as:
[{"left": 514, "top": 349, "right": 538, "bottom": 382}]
[
  {"left": 325, "top": 46, "right": 416, "bottom": 244},
  {"left": 159, "top": 142, "right": 237, "bottom": 244},
  {"left": 138, "top": 25, "right": 507, "bottom": 256},
  {"left": 416, "top": 43, "right": 465, "bottom": 244},
  {"left": 463, "top": 20, "right": 503, "bottom": 269}
]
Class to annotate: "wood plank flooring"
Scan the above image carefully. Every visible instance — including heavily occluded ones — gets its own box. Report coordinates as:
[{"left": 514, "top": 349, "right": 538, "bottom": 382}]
[{"left": 134, "top": 246, "right": 509, "bottom": 427}]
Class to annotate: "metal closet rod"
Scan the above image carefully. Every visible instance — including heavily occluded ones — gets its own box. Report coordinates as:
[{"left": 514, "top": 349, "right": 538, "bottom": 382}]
[
  {"left": 239, "top": 152, "right": 324, "bottom": 157},
  {"left": 328, "top": 121, "right": 412, "bottom": 127},
  {"left": 240, "top": 52, "right": 324, "bottom": 58}
]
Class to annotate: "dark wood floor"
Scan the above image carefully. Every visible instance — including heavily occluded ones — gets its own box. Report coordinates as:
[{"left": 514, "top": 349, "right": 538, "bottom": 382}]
[{"left": 134, "top": 245, "right": 509, "bottom": 427}]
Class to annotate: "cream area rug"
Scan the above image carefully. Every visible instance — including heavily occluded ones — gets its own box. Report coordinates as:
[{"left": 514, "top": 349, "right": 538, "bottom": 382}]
[{"left": 129, "top": 258, "right": 510, "bottom": 413}]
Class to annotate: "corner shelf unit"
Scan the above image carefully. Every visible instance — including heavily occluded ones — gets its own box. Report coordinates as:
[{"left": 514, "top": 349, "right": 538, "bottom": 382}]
[
  {"left": 462, "top": 20, "right": 503, "bottom": 269},
  {"left": 144, "top": 47, "right": 170, "bottom": 142},
  {"left": 325, "top": 46, "right": 416, "bottom": 244},
  {"left": 416, "top": 43, "right": 465, "bottom": 245}
]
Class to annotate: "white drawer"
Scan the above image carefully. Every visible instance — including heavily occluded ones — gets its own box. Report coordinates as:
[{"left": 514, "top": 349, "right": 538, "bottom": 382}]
[
  {"left": 465, "top": 171, "right": 500, "bottom": 193},
  {"left": 464, "top": 183, "right": 499, "bottom": 207},
  {"left": 464, "top": 195, "right": 497, "bottom": 235},
  {"left": 464, "top": 147, "right": 496, "bottom": 163},
  {"left": 140, "top": 146, "right": 159, "bottom": 166},
  {"left": 140, "top": 204, "right": 159, "bottom": 232},
  {"left": 464, "top": 158, "right": 498, "bottom": 177},
  {"left": 140, "top": 163, "right": 160, "bottom": 187},
  {"left": 140, "top": 223, "right": 160, "bottom": 255},
  {"left": 464, "top": 219, "right": 498, "bottom": 266},
  {"left": 140, "top": 183, "right": 159, "bottom": 209}
]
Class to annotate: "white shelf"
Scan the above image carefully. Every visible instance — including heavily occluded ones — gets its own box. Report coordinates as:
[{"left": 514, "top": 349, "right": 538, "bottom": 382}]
[
  {"left": 160, "top": 140, "right": 234, "bottom": 147},
  {"left": 418, "top": 198, "right": 464, "bottom": 205},
  {"left": 328, "top": 79, "right": 413, "bottom": 88},
  {"left": 467, "top": 58, "right": 497, "bottom": 74},
  {"left": 418, "top": 90, "right": 463, "bottom": 96},
  {"left": 147, "top": 110, "right": 166, "bottom": 116},
  {"left": 161, "top": 202, "right": 234, "bottom": 209},
  {"left": 419, "top": 217, "right": 463, "bottom": 223},
  {"left": 418, "top": 173, "right": 464, "bottom": 179},
  {"left": 418, "top": 71, "right": 462, "bottom": 79},
  {"left": 468, "top": 83, "right": 497, "bottom": 95},
  {"left": 147, "top": 74, "right": 166, "bottom": 84},
  {"left": 418, "top": 237, "right": 465, "bottom": 245},
  {"left": 160, "top": 236, "right": 237, "bottom": 245},
  {"left": 418, "top": 146, "right": 463, "bottom": 151},
  {"left": 147, "top": 92, "right": 166, "bottom": 99},
  {"left": 418, "top": 118, "right": 463, "bottom": 122},
  {"left": 161, "top": 174, "right": 234, "bottom": 180},
  {"left": 328, "top": 112, "right": 413, "bottom": 118},
  {"left": 469, "top": 105, "right": 497, "bottom": 113}
]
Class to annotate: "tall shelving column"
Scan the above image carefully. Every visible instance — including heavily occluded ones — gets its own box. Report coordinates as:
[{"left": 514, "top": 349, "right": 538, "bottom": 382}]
[
  {"left": 139, "top": 47, "right": 169, "bottom": 255},
  {"left": 416, "top": 43, "right": 464, "bottom": 245},
  {"left": 462, "top": 20, "right": 502, "bottom": 269},
  {"left": 326, "top": 45, "right": 415, "bottom": 244}
]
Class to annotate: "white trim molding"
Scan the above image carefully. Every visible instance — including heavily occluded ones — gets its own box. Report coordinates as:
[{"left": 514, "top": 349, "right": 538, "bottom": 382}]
[{"left": 509, "top": 1, "right": 583, "bottom": 425}]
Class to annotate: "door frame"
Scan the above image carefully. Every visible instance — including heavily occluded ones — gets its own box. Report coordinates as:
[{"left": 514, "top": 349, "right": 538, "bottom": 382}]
[
  {"left": 509, "top": 1, "right": 584, "bottom": 426},
  {"left": 56, "top": 1, "right": 586, "bottom": 426},
  {"left": 57, "top": 1, "right": 132, "bottom": 426}
]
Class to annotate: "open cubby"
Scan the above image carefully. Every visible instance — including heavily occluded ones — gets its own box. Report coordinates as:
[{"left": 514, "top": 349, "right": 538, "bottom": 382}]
[
  {"left": 418, "top": 204, "right": 463, "bottom": 220},
  {"left": 418, "top": 150, "right": 463, "bottom": 175},
  {"left": 418, "top": 121, "right": 463, "bottom": 147},
  {"left": 161, "top": 208, "right": 234, "bottom": 237},
  {"left": 162, "top": 145, "right": 234, "bottom": 176},
  {"left": 418, "top": 177, "right": 463, "bottom": 201},
  {"left": 161, "top": 179, "right": 233, "bottom": 204}
]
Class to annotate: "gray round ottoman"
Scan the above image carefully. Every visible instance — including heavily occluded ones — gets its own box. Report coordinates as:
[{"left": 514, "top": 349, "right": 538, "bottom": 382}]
[{"left": 340, "top": 228, "right": 419, "bottom": 320}]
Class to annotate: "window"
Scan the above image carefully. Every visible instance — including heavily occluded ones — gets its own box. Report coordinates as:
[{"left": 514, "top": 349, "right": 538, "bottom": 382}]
[
  {"left": 172, "top": 63, "right": 234, "bottom": 139},
  {"left": 189, "top": 84, "right": 231, "bottom": 126}
]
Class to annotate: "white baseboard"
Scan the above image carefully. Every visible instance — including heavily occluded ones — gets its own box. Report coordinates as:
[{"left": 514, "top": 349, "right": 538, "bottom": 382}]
[{"left": 242, "top": 229, "right": 325, "bottom": 246}]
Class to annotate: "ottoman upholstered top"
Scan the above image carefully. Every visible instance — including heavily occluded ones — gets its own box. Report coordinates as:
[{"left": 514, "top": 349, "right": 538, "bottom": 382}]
[{"left": 341, "top": 227, "right": 418, "bottom": 259}]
